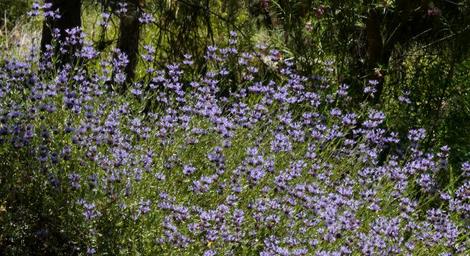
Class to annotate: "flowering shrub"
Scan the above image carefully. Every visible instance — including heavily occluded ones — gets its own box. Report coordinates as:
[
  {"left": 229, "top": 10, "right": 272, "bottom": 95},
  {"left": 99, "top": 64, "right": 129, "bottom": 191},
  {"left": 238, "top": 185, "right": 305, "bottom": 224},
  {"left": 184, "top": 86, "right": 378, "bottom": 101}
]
[{"left": 0, "top": 21, "right": 469, "bottom": 256}]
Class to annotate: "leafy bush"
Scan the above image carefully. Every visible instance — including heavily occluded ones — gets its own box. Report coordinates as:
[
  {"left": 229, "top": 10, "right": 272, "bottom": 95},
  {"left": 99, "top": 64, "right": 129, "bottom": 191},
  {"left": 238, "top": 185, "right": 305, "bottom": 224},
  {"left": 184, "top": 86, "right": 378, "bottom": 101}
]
[{"left": 0, "top": 19, "right": 468, "bottom": 255}]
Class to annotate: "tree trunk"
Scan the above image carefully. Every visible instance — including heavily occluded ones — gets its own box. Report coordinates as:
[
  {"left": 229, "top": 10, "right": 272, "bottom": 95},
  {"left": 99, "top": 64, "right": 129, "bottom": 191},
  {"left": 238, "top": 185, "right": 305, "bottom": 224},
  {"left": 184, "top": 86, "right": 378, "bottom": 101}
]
[
  {"left": 116, "top": 0, "right": 141, "bottom": 87},
  {"left": 365, "top": 9, "right": 386, "bottom": 104},
  {"left": 40, "top": 0, "right": 82, "bottom": 65}
]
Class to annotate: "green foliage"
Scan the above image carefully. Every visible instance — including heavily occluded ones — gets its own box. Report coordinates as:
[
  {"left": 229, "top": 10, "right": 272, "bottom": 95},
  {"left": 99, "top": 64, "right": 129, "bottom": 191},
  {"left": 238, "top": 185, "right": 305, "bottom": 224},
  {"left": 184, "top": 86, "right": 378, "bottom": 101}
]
[
  {"left": 0, "top": 0, "right": 31, "bottom": 29},
  {"left": 382, "top": 46, "right": 470, "bottom": 178},
  {"left": 253, "top": 0, "right": 470, "bottom": 169}
]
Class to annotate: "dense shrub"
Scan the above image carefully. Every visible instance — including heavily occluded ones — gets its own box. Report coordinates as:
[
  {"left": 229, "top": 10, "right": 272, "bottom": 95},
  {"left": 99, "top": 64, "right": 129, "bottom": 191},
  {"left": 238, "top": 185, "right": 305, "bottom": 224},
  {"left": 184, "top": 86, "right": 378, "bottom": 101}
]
[
  {"left": 0, "top": 18, "right": 469, "bottom": 255},
  {"left": 1, "top": 2, "right": 469, "bottom": 255}
]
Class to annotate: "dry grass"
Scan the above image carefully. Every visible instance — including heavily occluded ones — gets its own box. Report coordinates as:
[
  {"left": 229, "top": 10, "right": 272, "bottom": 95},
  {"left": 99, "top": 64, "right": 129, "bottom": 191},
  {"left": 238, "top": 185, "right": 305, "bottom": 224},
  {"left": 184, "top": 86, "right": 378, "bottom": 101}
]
[{"left": 0, "top": 14, "right": 42, "bottom": 60}]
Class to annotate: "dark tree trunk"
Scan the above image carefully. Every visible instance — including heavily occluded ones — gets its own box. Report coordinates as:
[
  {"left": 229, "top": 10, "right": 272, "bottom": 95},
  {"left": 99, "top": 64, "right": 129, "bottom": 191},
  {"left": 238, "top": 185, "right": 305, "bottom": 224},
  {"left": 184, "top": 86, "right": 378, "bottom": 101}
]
[
  {"left": 365, "top": 9, "right": 386, "bottom": 104},
  {"left": 361, "top": 1, "right": 435, "bottom": 104},
  {"left": 366, "top": 10, "right": 383, "bottom": 68},
  {"left": 116, "top": 0, "right": 141, "bottom": 88},
  {"left": 40, "top": 0, "right": 82, "bottom": 65}
]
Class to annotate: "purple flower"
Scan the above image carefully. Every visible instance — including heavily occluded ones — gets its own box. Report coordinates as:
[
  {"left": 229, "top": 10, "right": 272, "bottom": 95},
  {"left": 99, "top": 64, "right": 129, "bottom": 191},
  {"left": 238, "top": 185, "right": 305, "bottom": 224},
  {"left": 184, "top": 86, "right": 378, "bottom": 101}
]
[
  {"left": 83, "top": 202, "right": 101, "bottom": 220},
  {"left": 203, "top": 250, "right": 216, "bottom": 256},
  {"left": 79, "top": 45, "right": 98, "bottom": 59},
  {"left": 68, "top": 173, "right": 81, "bottom": 189},
  {"left": 271, "top": 133, "right": 292, "bottom": 153},
  {"left": 461, "top": 162, "right": 470, "bottom": 177},
  {"left": 408, "top": 128, "right": 426, "bottom": 142},
  {"left": 364, "top": 80, "right": 379, "bottom": 96},
  {"left": 183, "top": 165, "right": 196, "bottom": 175},
  {"left": 139, "top": 13, "right": 155, "bottom": 24},
  {"left": 138, "top": 199, "right": 151, "bottom": 215},
  {"left": 116, "top": 2, "right": 128, "bottom": 15},
  {"left": 87, "top": 247, "right": 96, "bottom": 255}
]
